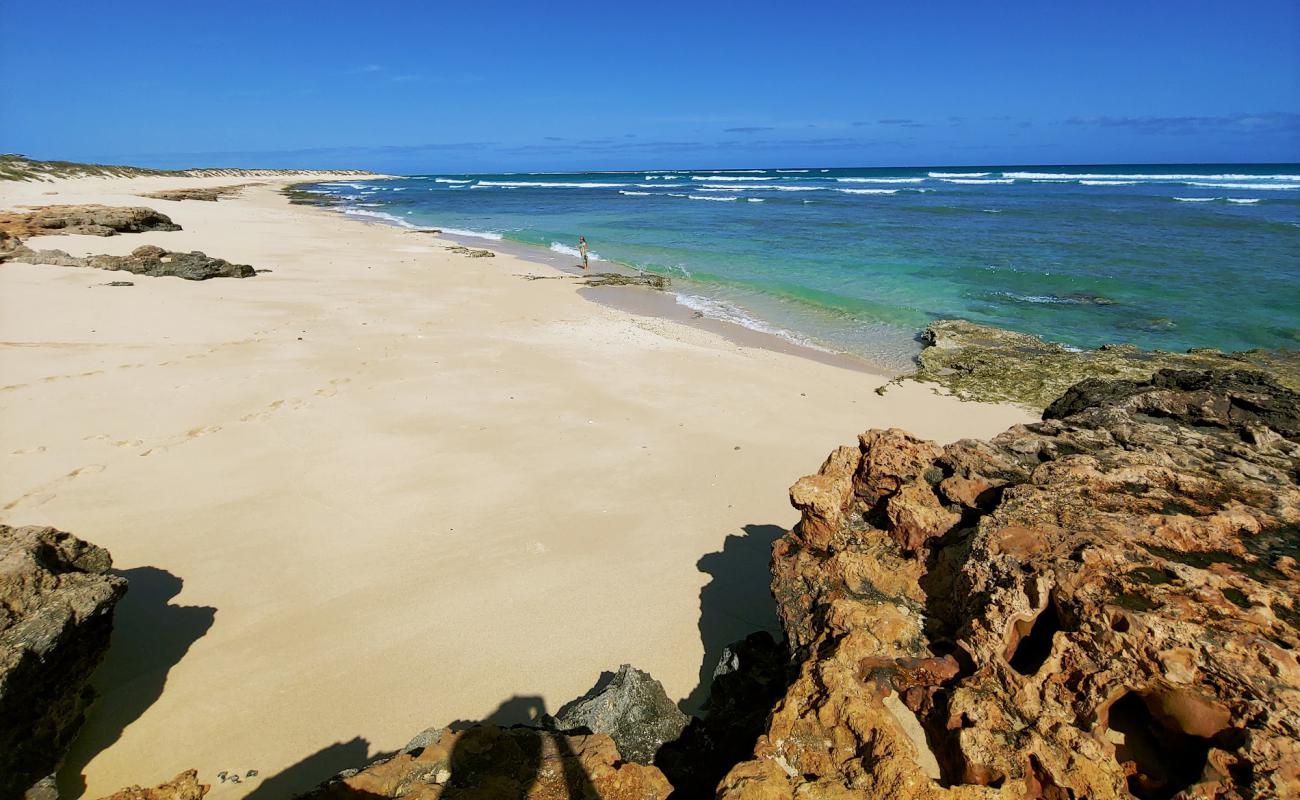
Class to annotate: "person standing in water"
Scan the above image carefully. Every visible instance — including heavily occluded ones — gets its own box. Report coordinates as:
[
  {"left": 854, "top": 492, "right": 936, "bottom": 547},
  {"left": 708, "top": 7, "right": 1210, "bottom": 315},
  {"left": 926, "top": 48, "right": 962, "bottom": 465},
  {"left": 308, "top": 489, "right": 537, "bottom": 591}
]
[{"left": 578, "top": 236, "right": 589, "bottom": 271}]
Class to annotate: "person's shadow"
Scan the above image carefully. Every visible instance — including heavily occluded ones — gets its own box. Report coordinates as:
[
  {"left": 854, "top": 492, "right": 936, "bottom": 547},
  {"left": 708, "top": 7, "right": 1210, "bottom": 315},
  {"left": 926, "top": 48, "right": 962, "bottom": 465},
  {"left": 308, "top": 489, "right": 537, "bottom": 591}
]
[
  {"left": 681, "top": 524, "right": 784, "bottom": 712},
  {"left": 443, "top": 696, "right": 595, "bottom": 799},
  {"left": 57, "top": 567, "right": 216, "bottom": 797}
]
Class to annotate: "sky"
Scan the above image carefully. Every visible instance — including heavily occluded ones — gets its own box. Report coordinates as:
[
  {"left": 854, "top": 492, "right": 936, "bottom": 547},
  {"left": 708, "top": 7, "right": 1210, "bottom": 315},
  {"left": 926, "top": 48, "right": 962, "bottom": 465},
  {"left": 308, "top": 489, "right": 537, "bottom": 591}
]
[{"left": 2, "top": 0, "right": 1298, "bottom": 173}]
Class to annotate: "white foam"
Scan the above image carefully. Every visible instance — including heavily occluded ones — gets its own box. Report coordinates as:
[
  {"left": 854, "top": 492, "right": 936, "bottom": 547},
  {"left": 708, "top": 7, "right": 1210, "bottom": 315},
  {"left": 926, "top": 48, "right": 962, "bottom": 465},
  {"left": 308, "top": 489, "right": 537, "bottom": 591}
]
[
  {"left": 929, "top": 172, "right": 989, "bottom": 178},
  {"left": 1227, "top": 198, "right": 1261, "bottom": 204},
  {"left": 745, "top": 197, "right": 765, "bottom": 202},
  {"left": 716, "top": 169, "right": 769, "bottom": 173},
  {"left": 1188, "top": 182, "right": 1297, "bottom": 190},
  {"left": 619, "top": 190, "right": 655, "bottom": 196},
  {"left": 343, "top": 208, "right": 419, "bottom": 228},
  {"left": 696, "top": 184, "right": 816, "bottom": 192},
  {"left": 439, "top": 227, "right": 504, "bottom": 240},
  {"left": 690, "top": 175, "right": 778, "bottom": 181},
  {"left": 776, "top": 169, "right": 810, "bottom": 173},
  {"left": 1080, "top": 180, "right": 1139, "bottom": 186},
  {"left": 1173, "top": 197, "right": 1217, "bottom": 202},
  {"left": 435, "top": 178, "right": 471, "bottom": 184},
  {"left": 688, "top": 194, "right": 739, "bottom": 202},
  {"left": 675, "top": 294, "right": 829, "bottom": 352},
  {"left": 1005, "top": 171, "right": 1300, "bottom": 182},
  {"left": 837, "top": 177, "right": 924, "bottom": 184},
  {"left": 942, "top": 178, "right": 1015, "bottom": 185},
  {"left": 550, "top": 241, "right": 602, "bottom": 260},
  {"left": 477, "top": 180, "right": 628, "bottom": 188},
  {"left": 837, "top": 188, "right": 899, "bottom": 195}
]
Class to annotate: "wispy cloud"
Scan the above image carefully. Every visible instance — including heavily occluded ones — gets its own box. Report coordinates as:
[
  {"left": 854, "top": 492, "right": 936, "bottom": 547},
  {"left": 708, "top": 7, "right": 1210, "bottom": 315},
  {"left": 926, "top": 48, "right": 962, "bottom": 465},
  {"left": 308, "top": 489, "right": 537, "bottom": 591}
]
[{"left": 1066, "top": 111, "right": 1300, "bottom": 136}]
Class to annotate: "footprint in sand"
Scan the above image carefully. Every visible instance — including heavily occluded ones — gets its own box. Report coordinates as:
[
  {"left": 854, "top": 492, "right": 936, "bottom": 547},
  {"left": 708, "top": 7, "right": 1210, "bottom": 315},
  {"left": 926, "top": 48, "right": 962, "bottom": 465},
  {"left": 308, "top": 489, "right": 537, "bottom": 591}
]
[
  {"left": 136, "top": 425, "right": 223, "bottom": 457},
  {"left": 3, "top": 463, "right": 106, "bottom": 511},
  {"left": 9, "top": 445, "right": 47, "bottom": 455}
]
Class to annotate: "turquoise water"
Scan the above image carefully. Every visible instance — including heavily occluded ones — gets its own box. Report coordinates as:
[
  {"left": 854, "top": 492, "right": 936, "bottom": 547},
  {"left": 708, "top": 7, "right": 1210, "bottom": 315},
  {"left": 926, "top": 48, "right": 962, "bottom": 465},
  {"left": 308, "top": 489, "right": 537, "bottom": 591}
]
[{"left": 306, "top": 165, "right": 1300, "bottom": 370}]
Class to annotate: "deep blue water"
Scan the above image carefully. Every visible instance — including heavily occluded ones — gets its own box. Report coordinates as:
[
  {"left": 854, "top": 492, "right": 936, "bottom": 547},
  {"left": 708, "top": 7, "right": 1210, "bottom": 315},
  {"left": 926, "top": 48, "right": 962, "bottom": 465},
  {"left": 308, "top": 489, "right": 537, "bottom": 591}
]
[{"left": 305, "top": 164, "right": 1300, "bottom": 370}]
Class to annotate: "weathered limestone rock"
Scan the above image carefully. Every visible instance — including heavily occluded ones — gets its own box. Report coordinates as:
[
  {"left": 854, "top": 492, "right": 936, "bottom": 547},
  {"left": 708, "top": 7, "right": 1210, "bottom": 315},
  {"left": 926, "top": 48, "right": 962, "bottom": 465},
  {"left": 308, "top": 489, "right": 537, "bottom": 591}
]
[
  {"left": 140, "top": 185, "right": 249, "bottom": 202},
  {"left": 445, "top": 245, "right": 496, "bottom": 258},
  {"left": 5, "top": 243, "right": 256, "bottom": 280},
  {"left": 719, "top": 369, "right": 1300, "bottom": 800},
  {"left": 94, "top": 771, "right": 208, "bottom": 800},
  {"left": 298, "top": 726, "right": 671, "bottom": 800},
  {"left": 546, "top": 664, "right": 689, "bottom": 765},
  {"left": 580, "top": 272, "right": 669, "bottom": 290},
  {"left": 0, "top": 526, "right": 128, "bottom": 798},
  {"left": 912, "top": 318, "right": 1300, "bottom": 408},
  {"left": 0, "top": 205, "right": 180, "bottom": 237}
]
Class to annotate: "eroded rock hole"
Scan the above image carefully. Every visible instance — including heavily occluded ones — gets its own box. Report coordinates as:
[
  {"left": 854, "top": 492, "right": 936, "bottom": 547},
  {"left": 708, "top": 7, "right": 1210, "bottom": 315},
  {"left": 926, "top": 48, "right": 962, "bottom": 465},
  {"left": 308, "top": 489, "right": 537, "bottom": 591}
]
[
  {"left": 1006, "top": 600, "right": 1061, "bottom": 675},
  {"left": 1107, "top": 692, "right": 1212, "bottom": 800}
]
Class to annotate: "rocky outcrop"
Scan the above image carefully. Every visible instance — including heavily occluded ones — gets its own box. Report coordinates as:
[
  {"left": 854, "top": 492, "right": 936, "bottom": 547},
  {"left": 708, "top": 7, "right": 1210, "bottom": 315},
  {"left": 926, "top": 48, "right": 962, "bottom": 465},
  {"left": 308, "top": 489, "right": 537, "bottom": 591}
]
[
  {"left": 0, "top": 205, "right": 180, "bottom": 237},
  {"left": 445, "top": 245, "right": 496, "bottom": 258},
  {"left": 4, "top": 243, "right": 256, "bottom": 280},
  {"left": 94, "top": 771, "right": 208, "bottom": 800},
  {"left": 719, "top": 369, "right": 1300, "bottom": 799},
  {"left": 580, "top": 272, "right": 669, "bottom": 290},
  {"left": 911, "top": 319, "right": 1300, "bottom": 408},
  {"left": 140, "top": 186, "right": 249, "bottom": 202},
  {"left": 299, "top": 726, "right": 671, "bottom": 800},
  {"left": 545, "top": 664, "right": 689, "bottom": 765},
  {"left": 0, "top": 525, "right": 128, "bottom": 798}
]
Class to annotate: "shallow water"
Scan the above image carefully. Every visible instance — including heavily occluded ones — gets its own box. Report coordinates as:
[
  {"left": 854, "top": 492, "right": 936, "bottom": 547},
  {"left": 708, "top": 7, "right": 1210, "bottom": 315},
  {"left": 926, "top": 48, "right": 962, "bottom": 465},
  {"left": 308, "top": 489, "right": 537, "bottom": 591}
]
[{"left": 307, "top": 164, "right": 1300, "bottom": 371}]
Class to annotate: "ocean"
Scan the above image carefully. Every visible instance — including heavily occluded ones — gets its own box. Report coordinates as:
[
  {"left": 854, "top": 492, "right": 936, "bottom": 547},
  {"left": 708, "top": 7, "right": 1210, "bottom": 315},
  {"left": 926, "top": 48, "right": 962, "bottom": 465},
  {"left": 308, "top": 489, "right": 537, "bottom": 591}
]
[{"left": 303, "top": 164, "right": 1300, "bottom": 371}]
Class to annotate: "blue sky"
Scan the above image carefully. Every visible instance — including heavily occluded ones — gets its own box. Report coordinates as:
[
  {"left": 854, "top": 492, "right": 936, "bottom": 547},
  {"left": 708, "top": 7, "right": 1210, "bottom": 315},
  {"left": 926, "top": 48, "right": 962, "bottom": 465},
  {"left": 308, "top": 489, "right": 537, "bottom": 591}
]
[{"left": 2, "top": 0, "right": 1297, "bottom": 172}]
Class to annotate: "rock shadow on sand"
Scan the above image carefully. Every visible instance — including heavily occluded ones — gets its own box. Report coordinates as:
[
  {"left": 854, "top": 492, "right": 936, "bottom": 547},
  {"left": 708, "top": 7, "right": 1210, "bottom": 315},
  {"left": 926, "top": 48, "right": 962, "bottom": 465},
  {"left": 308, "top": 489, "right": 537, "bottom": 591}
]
[
  {"left": 682, "top": 524, "right": 784, "bottom": 712},
  {"left": 286, "top": 698, "right": 597, "bottom": 799},
  {"left": 57, "top": 566, "right": 216, "bottom": 797}
]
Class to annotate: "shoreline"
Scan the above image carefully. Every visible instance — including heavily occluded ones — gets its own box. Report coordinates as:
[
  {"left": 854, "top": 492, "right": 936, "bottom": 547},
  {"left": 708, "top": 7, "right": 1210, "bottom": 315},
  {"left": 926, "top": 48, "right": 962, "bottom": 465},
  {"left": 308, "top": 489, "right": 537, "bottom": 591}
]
[
  {"left": 329, "top": 204, "right": 892, "bottom": 378},
  {"left": 1, "top": 173, "right": 1031, "bottom": 797}
]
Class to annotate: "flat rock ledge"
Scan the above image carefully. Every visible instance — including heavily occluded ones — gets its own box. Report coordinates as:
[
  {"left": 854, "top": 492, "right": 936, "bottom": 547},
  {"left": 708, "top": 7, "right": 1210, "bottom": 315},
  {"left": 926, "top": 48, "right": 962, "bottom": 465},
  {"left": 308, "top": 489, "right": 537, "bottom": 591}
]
[
  {"left": 139, "top": 185, "right": 249, "bottom": 202},
  {"left": 0, "top": 525, "right": 127, "bottom": 798},
  {"left": 0, "top": 205, "right": 181, "bottom": 238},
  {"left": 299, "top": 727, "right": 671, "bottom": 800},
  {"left": 911, "top": 318, "right": 1300, "bottom": 409},
  {"left": 3, "top": 242, "right": 256, "bottom": 280},
  {"left": 718, "top": 368, "right": 1300, "bottom": 799}
]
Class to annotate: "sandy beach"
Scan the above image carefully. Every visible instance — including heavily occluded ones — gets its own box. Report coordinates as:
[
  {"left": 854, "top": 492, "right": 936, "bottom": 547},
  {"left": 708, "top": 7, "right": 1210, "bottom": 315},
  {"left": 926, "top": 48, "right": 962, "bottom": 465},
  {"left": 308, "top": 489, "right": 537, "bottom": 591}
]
[{"left": 0, "top": 175, "right": 1032, "bottom": 797}]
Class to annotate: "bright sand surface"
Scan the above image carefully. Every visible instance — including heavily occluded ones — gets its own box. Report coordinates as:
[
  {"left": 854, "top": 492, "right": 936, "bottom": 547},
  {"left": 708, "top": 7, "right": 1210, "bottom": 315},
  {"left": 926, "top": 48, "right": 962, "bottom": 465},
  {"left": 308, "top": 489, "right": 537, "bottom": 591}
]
[{"left": 0, "top": 175, "right": 1033, "bottom": 797}]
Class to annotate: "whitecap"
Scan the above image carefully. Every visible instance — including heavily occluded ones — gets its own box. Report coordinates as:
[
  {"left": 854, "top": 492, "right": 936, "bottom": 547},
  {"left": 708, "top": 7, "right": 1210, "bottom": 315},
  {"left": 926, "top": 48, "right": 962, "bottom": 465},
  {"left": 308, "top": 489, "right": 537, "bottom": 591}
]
[
  {"left": 746, "top": 197, "right": 765, "bottom": 202},
  {"left": 1079, "top": 180, "right": 1139, "bottom": 186},
  {"left": 688, "top": 194, "right": 739, "bottom": 202},
  {"left": 837, "top": 177, "right": 924, "bottom": 184},
  {"left": 929, "top": 172, "right": 989, "bottom": 178},
  {"left": 1227, "top": 198, "right": 1260, "bottom": 204},
  {"left": 674, "top": 294, "right": 829, "bottom": 352},
  {"left": 1173, "top": 197, "right": 1217, "bottom": 202},
  {"left": 696, "top": 184, "right": 821, "bottom": 192},
  {"left": 942, "top": 178, "right": 1015, "bottom": 185},
  {"left": 619, "top": 190, "right": 655, "bottom": 196},
  {"left": 343, "top": 208, "right": 418, "bottom": 228},
  {"left": 550, "top": 241, "right": 602, "bottom": 260},
  {"left": 435, "top": 178, "right": 471, "bottom": 184},
  {"left": 1006, "top": 171, "right": 1300, "bottom": 182},
  {"left": 837, "top": 188, "right": 899, "bottom": 195},
  {"left": 439, "top": 227, "right": 505, "bottom": 240},
  {"left": 1188, "top": 182, "right": 1297, "bottom": 190},
  {"left": 691, "top": 175, "right": 778, "bottom": 181},
  {"left": 776, "top": 169, "right": 810, "bottom": 173},
  {"left": 477, "top": 180, "right": 628, "bottom": 188}
]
